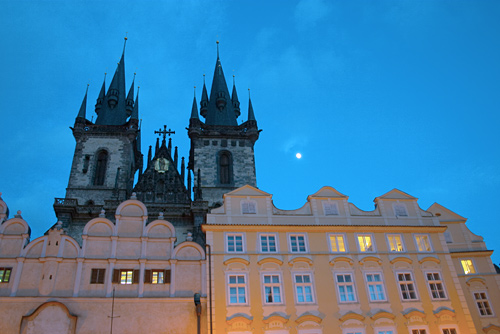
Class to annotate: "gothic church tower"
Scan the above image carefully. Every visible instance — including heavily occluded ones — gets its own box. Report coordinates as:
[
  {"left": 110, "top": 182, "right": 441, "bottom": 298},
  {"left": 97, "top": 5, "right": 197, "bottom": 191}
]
[
  {"left": 54, "top": 39, "right": 142, "bottom": 239},
  {"left": 188, "top": 43, "right": 260, "bottom": 207}
]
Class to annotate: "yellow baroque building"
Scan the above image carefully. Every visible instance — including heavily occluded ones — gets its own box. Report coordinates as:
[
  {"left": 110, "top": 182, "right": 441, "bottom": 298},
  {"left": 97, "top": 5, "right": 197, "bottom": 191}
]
[{"left": 202, "top": 185, "right": 500, "bottom": 334}]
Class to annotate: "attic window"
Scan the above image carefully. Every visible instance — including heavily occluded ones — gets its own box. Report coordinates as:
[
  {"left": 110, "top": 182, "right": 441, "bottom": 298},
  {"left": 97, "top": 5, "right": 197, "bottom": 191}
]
[
  {"left": 241, "top": 200, "right": 257, "bottom": 214},
  {"left": 323, "top": 201, "right": 339, "bottom": 215},
  {"left": 394, "top": 203, "right": 408, "bottom": 217}
]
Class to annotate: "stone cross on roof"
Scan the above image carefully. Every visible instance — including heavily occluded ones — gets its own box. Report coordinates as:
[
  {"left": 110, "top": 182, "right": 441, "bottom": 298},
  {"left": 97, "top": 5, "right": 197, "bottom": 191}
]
[{"left": 154, "top": 125, "right": 175, "bottom": 141}]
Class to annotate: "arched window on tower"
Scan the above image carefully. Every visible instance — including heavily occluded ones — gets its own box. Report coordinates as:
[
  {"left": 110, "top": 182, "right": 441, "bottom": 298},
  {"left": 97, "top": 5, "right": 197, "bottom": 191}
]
[
  {"left": 219, "top": 151, "right": 232, "bottom": 185},
  {"left": 94, "top": 150, "right": 108, "bottom": 186}
]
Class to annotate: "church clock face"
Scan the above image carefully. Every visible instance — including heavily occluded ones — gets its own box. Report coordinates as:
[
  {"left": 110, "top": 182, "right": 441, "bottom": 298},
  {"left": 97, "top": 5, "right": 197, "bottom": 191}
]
[{"left": 154, "top": 158, "right": 169, "bottom": 173}]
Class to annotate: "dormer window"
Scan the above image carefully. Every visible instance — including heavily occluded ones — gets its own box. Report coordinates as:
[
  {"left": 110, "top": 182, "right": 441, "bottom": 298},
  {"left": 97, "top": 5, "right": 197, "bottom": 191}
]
[
  {"left": 323, "top": 201, "right": 339, "bottom": 215},
  {"left": 241, "top": 200, "right": 257, "bottom": 214},
  {"left": 394, "top": 203, "right": 408, "bottom": 217}
]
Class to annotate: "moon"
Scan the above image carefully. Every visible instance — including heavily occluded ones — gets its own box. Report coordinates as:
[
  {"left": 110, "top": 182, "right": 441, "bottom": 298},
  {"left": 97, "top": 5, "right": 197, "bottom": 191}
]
[{"left": 296, "top": 153, "right": 302, "bottom": 159}]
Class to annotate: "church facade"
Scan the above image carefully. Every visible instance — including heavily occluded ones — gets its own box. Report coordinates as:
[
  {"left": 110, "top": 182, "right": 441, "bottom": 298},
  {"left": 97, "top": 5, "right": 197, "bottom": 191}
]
[{"left": 1, "top": 40, "right": 499, "bottom": 334}]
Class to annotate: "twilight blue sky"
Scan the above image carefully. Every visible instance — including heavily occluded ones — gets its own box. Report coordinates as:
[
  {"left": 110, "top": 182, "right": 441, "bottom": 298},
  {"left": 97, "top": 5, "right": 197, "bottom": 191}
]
[{"left": 1, "top": 1, "right": 499, "bottom": 264}]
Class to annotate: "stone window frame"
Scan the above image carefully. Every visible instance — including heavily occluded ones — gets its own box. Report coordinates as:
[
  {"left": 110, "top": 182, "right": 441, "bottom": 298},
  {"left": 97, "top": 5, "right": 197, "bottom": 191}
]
[
  {"left": 261, "top": 272, "right": 284, "bottom": 305},
  {"left": 90, "top": 268, "right": 106, "bottom": 284},
  {"left": 225, "top": 232, "right": 246, "bottom": 253},
  {"left": 386, "top": 234, "right": 405, "bottom": 253},
  {"left": 473, "top": 290, "right": 494, "bottom": 317},
  {"left": 288, "top": 233, "right": 309, "bottom": 253},
  {"left": 356, "top": 233, "right": 376, "bottom": 253},
  {"left": 395, "top": 271, "right": 419, "bottom": 301},
  {"left": 424, "top": 271, "right": 447, "bottom": 300},
  {"left": 258, "top": 233, "right": 278, "bottom": 253},
  {"left": 328, "top": 233, "right": 348, "bottom": 253},
  {"left": 226, "top": 272, "right": 249, "bottom": 306},
  {"left": 334, "top": 272, "right": 358, "bottom": 303},
  {"left": 460, "top": 258, "right": 476, "bottom": 275},
  {"left": 292, "top": 272, "right": 316, "bottom": 304},
  {"left": 364, "top": 272, "right": 387, "bottom": 302},
  {"left": 414, "top": 234, "right": 433, "bottom": 253},
  {"left": 322, "top": 200, "right": 339, "bottom": 216}
]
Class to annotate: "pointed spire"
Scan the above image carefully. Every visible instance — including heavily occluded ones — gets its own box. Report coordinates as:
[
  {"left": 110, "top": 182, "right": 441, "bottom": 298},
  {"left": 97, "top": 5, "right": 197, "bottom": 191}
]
[
  {"left": 174, "top": 146, "right": 178, "bottom": 169},
  {"left": 168, "top": 138, "right": 172, "bottom": 153},
  {"left": 200, "top": 75, "right": 208, "bottom": 118},
  {"left": 95, "top": 73, "right": 106, "bottom": 115},
  {"left": 77, "top": 84, "right": 89, "bottom": 121},
  {"left": 191, "top": 86, "right": 199, "bottom": 119},
  {"left": 181, "top": 157, "right": 185, "bottom": 185},
  {"left": 147, "top": 145, "right": 152, "bottom": 167},
  {"left": 248, "top": 89, "right": 256, "bottom": 121},
  {"left": 131, "top": 87, "right": 139, "bottom": 121},
  {"left": 216, "top": 40, "right": 220, "bottom": 59},
  {"left": 232, "top": 75, "right": 240, "bottom": 118},
  {"left": 187, "top": 169, "right": 192, "bottom": 199},
  {"left": 155, "top": 137, "right": 160, "bottom": 155},
  {"left": 126, "top": 73, "right": 136, "bottom": 116}
]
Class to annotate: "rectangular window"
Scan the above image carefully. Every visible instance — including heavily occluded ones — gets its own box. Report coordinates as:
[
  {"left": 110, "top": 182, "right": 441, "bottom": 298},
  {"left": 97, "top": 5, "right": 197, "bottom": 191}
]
[
  {"left": 415, "top": 234, "right": 432, "bottom": 252},
  {"left": 228, "top": 274, "right": 247, "bottom": 305},
  {"left": 120, "top": 270, "right": 133, "bottom": 284},
  {"left": 387, "top": 234, "right": 404, "bottom": 252},
  {"left": 357, "top": 234, "right": 374, "bottom": 252},
  {"left": 0, "top": 267, "right": 12, "bottom": 283},
  {"left": 260, "top": 234, "right": 277, "bottom": 253},
  {"left": 394, "top": 203, "right": 408, "bottom": 216},
  {"left": 377, "top": 331, "right": 394, "bottom": 334},
  {"left": 461, "top": 259, "right": 476, "bottom": 274},
  {"left": 144, "top": 269, "right": 171, "bottom": 284},
  {"left": 442, "top": 329, "right": 457, "bottom": 334},
  {"left": 226, "top": 233, "right": 244, "bottom": 253},
  {"left": 329, "top": 234, "right": 347, "bottom": 253},
  {"left": 366, "top": 273, "right": 386, "bottom": 301},
  {"left": 241, "top": 200, "right": 257, "bottom": 214},
  {"left": 444, "top": 231, "right": 453, "bottom": 243},
  {"left": 397, "top": 272, "right": 418, "bottom": 300},
  {"left": 289, "top": 234, "right": 307, "bottom": 253},
  {"left": 412, "top": 330, "right": 427, "bottom": 334},
  {"left": 323, "top": 201, "right": 339, "bottom": 215},
  {"left": 426, "top": 272, "right": 446, "bottom": 299},
  {"left": 294, "top": 274, "right": 314, "bottom": 303},
  {"left": 474, "top": 292, "right": 493, "bottom": 316},
  {"left": 262, "top": 274, "right": 282, "bottom": 304},
  {"left": 90, "top": 268, "right": 106, "bottom": 284},
  {"left": 112, "top": 269, "right": 139, "bottom": 284},
  {"left": 336, "top": 273, "right": 356, "bottom": 302}
]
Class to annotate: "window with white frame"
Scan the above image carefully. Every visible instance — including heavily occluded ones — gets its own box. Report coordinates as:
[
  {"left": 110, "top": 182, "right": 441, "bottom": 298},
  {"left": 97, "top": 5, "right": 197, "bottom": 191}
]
[
  {"left": 394, "top": 203, "right": 408, "bottom": 217},
  {"left": 329, "top": 234, "right": 347, "bottom": 253},
  {"left": 461, "top": 259, "right": 476, "bottom": 275},
  {"left": 474, "top": 291, "right": 493, "bottom": 316},
  {"left": 226, "top": 233, "right": 245, "bottom": 253},
  {"left": 259, "top": 233, "right": 277, "bottom": 253},
  {"left": 357, "top": 234, "right": 374, "bottom": 252},
  {"left": 323, "top": 201, "right": 339, "bottom": 215},
  {"left": 426, "top": 272, "right": 446, "bottom": 299},
  {"left": 376, "top": 330, "right": 395, "bottom": 334},
  {"left": 443, "top": 231, "right": 453, "bottom": 243},
  {"left": 335, "top": 273, "right": 356, "bottom": 302},
  {"left": 442, "top": 329, "right": 457, "bottom": 334},
  {"left": 262, "top": 274, "right": 282, "bottom": 304},
  {"left": 241, "top": 200, "right": 257, "bottom": 214},
  {"left": 289, "top": 234, "right": 308, "bottom": 253},
  {"left": 387, "top": 234, "right": 404, "bottom": 252},
  {"left": 415, "top": 234, "right": 432, "bottom": 252},
  {"left": 397, "top": 272, "right": 418, "bottom": 300},
  {"left": 294, "top": 273, "right": 314, "bottom": 303},
  {"left": 365, "top": 273, "right": 386, "bottom": 301},
  {"left": 227, "top": 274, "right": 248, "bottom": 305}
]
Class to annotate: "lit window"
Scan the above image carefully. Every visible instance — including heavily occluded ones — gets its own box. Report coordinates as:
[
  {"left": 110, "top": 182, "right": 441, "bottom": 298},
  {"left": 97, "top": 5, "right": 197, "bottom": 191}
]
[
  {"left": 474, "top": 291, "right": 493, "bottom": 316},
  {"left": 412, "top": 330, "right": 427, "bottom": 334},
  {"left": 226, "top": 233, "right": 244, "bottom": 253},
  {"left": 0, "top": 268, "right": 12, "bottom": 283},
  {"left": 397, "top": 272, "right": 418, "bottom": 300},
  {"left": 289, "top": 234, "right": 307, "bottom": 253},
  {"left": 228, "top": 274, "right": 247, "bottom": 305},
  {"left": 415, "top": 234, "right": 432, "bottom": 252},
  {"left": 90, "top": 268, "right": 105, "bottom": 284},
  {"left": 426, "top": 272, "right": 446, "bottom": 299},
  {"left": 387, "top": 234, "right": 404, "bottom": 252},
  {"left": 366, "top": 273, "right": 386, "bottom": 301},
  {"left": 357, "top": 234, "right": 374, "bottom": 252},
  {"left": 144, "top": 269, "right": 171, "bottom": 284},
  {"left": 336, "top": 273, "right": 356, "bottom": 302},
  {"left": 294, "top": 273, "right": 314, "bottom": 303},
  {"left": 241, "top": 200, "right": 256, "bottom": 214},
  {"left": 260, "top": 234, "right": 277, "bottom": 253},
  {"left": 394, "top": 203, "right": 408, "bottom": 216},
  {"left": 461, "top": 259, "right": 476, "bottom": 275},
  {"left": 323, "top": 201, "right": 339, "bottom": 215},
  {"left": 120, "top": 270, "right": 134, "bottom": 285},
  {"left": 262, "top": 274, "right": 282, "bottom": 304},
  {"left": 442, "top": 329, "right": 457, "bottom": 334},
  {"left": 329, "top": 234, "right": 347, "bottom": 253}
]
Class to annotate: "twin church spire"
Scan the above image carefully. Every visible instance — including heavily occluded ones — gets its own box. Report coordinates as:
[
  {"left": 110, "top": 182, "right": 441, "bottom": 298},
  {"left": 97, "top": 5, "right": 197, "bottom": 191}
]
[{"left": 75, "top": 37, "right": 139, "bottom": 127}]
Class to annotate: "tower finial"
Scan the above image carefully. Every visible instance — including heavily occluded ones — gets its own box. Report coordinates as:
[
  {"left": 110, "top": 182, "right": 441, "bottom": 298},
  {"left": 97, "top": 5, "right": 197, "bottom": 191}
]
[
  {"left": 233, "top": 74, "right": 235, "bottom": 85},
  {"left": 194, "top": 86, "right": 196, "bottom": 97},
  {"left": 122, "top": 33, "right": 128, "bottom": 55},
  {"left": 216, "top": 40, "right": 219, "bottom": 59}
]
